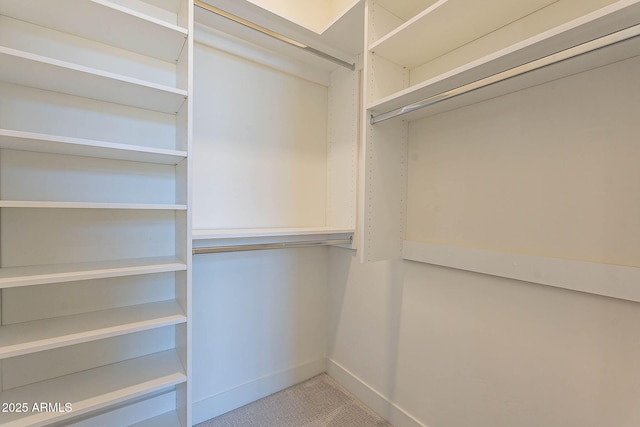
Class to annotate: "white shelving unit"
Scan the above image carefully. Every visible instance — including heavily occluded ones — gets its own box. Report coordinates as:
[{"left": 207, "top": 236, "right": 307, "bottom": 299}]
[
  {"left": 361, "top": 0, "right": 640, "bottom": 304},
  {"left": 188, "top": 5, "right": 360, "bottom": 422},
  {"left": 365, "top": 0, "right": 640, "bottom": 109},
  {"left": 368, "top": 0, "right": 640, "bottom": 121},
  {"left": 0, "top": 0, "right": 192, "bottom": 425},
  {"left": 192, "top": 15, "right": 359, "bottom": 251}
]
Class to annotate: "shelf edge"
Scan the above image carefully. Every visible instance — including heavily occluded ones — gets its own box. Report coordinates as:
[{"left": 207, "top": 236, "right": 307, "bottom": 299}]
[
  {"left": 192, "top": 227, "right": 355, "bottom": 240},
  {"left": 0, "top": 129, "right": 187, "bottom": 163},
  {"left": 0, "top": 258, "right": 187, "bottom": 289},
  {"left": 0, "top": 301, "right": 187, "bottom": 359}
]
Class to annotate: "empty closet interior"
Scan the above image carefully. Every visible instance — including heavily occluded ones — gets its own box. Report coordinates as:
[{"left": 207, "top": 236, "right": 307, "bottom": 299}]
[
  {"left": 189, "top": 1, "right": 360, "bottom": 422},
  {"left": 0, "top": 0, "right": 639, "bottom": 426}
]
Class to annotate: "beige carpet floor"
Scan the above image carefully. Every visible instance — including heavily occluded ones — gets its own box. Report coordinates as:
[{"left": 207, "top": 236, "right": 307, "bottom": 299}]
[{"left": 195, "top": 374, "right": 393, "bottom": 427}]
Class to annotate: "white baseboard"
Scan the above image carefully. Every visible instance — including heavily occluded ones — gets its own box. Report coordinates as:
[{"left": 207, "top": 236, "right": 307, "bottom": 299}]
[
  {"left": 192, "top": 358, "right": 327, "bottom": 424},
  {"left": 327, "top": 359, "right": 425, "bottom": 427}
]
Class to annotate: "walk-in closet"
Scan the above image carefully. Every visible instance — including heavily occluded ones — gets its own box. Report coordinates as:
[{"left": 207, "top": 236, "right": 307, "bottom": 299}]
[{"left": 0, "top": 0, "right": 639, "bottom": 426}]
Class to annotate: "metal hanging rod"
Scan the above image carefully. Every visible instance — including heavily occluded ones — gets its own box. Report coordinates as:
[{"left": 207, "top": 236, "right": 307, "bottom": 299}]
[
  {"left": 370, "top": 24, "right": 640, "bottom": 124},
  {"left": 194, "top": 0, "right": 355, "bottom": 70},
  {"left": 193, "top": 238, "right": 353, "bottom": 255}
]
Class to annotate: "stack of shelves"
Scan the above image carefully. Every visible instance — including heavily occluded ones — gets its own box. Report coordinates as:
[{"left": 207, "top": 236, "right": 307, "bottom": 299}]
[{"left": 0, "top": 0, "right": 192, "bottom": 425}]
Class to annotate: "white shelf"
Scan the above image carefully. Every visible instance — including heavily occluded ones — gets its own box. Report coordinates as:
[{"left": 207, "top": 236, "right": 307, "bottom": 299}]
[
  {"left": 196, "top": 0, "right": 362, "bottom": 63},
  {"left": 0, "top": 349, "right": 186, "bottom": 427},
  {"left": 0, "top": 300, "right": 186, "bottom": 359},
  {"left": 193, "top": 226, "right": 355, "bottom": 240},
  {"left": 0, "top": 129, "right": 187, "bottom": 165},
  {"left": 0, "top": 0, "right": 187, "bottom": 62},
  {"left": 368, "top": 0, "right": 640, "bottom": 120},
  {"left": 369, "top": 0, "right": 557, "bottom": 68},
  {"left": 0, "top": 257, "right": 187, "bottom": 289},
  {"left": 313, "top": 0, "right": 363, "bottom": 57},
  {"left": 0, "top": 46, "right": 187, "bottom": 114},
  {"left": 374, "top": 0, "right": 438, "bottom": 22},
  {"left": 0, "top": 201, "right": 187, "bottom": 210},
  {"left": 130, "top": 411, "right": 182, "bottom": 427}
]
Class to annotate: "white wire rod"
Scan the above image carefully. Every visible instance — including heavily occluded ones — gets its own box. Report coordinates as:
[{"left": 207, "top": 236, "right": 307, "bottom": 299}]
[
  {"left": 193, "top": 238, "right": 353, "bottom": 254},
  {"left": 194, "top": 0, "right": 355, "bottom": 70},
  {"left": 370, "top": 24, "right": 640, "bottom": 124}
]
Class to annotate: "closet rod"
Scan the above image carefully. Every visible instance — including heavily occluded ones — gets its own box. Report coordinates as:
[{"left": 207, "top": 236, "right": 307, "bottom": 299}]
[
  {"left": 194, "top": 0, "right": 356, "bottom": 70},
  {"left": 193, "top": 238, "right": 353, "bottom": 254},
  {"left": 370, "top": 24, "right": 640, "bottom": 124}
]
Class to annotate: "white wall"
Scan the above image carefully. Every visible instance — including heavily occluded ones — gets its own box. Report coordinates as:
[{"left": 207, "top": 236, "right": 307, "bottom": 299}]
[
  {"left": 406, "top": 56, "right": 640, "bottom": 267},
  {"left": 328, "top": 247, "right": 640, "bottom": 427},
  {"left": 192, "top": 36, "right": 329, "bottom": 231},
  {"left": 192, "top": 247, "right": 329, "bottom": 423},
  {"left": 327, "top": 53, "right": 640, "bottom": 427}
]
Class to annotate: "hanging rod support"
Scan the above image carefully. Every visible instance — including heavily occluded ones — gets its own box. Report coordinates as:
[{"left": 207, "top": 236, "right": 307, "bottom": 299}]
[
  {"left": 370, "top": 24, "right": 640, "bottom": 124},
  {"left": 194, "top": 0, "right": 355, "bottom": 70},
  {"left": 193, "top": 238, "right": 353, "bottom": 255}
]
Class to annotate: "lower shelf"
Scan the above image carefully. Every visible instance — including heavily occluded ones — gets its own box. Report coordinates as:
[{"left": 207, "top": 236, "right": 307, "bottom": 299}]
[
  {"left": 0, "top": 200, "right": 187, "bottom": 210},
  {"left": 0, "top": 300, "right": 186, "bottom": 359},
  {"left": 0, "top": 256, "right": 186, "bottom": 289},
  {"left": 130, "top": 410, "right": 182, "bottom": 427},
  {"left": 192, "top": 226, "right": 355, "bottom": 240},
  {"left": 192, "top": 227, "right": 355, "bottom": 254},
  {"left": 0, "top": 350, "right": 186, "bottom": 427}
]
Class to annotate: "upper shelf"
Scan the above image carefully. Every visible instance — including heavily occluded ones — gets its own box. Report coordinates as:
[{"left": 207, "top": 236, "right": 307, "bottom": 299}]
[
  {"left": 368, "top": 0, "right": 640, "bottom": 121},
  {"left": 0, "top": 46, "right": 187, "bottom": 114},
  {"left": 0, "top": 0, "right": 187, "bottom": 63},
  {"left": 195, "top": 0, "right": 361, "bottom": 72},
  {"left": 0, "top": 129, "right": 187, "bottom": 165},
  {"left": 374, "top": 0, "right": 438, "bottom": 22},
  {"left": 369, "top": 0, "right": 558, "bottom": 68}
]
